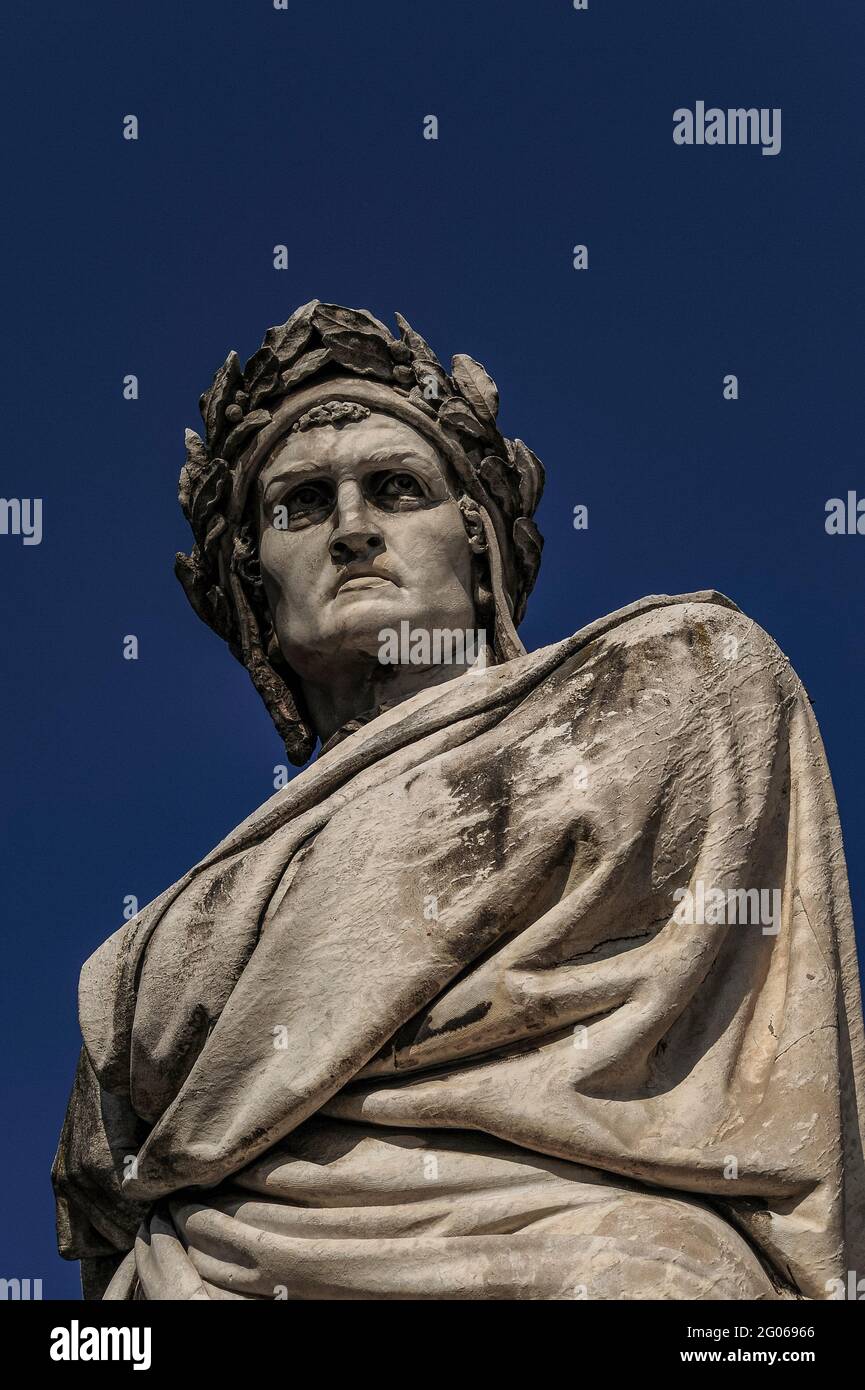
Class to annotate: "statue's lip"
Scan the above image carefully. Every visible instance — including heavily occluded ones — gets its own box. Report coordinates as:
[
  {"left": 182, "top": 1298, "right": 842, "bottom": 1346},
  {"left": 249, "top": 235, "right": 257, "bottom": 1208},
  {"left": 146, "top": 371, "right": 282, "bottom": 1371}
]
[{"left": 334, "top": 569, "right": 399, "bottom": 596}]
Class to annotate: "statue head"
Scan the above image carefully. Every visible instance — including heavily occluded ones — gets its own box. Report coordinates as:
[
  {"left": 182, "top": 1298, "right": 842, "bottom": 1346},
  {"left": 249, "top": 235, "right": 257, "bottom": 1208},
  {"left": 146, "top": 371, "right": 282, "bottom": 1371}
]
[{"left": 176, "top": 302, "right": 545, "bottom": 763}]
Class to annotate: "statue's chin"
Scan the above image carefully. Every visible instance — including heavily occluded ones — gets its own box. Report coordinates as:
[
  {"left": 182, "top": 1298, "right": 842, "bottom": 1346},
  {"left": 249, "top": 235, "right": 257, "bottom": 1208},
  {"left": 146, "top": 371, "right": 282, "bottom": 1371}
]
[
  {"left": 280, "top": 599, "right": 416, "bottom": 676},
  {"left": 327, "top": 586, "right": 412, "bottom": 644},
  {"left": 278, "top": 586, "right": 479, "bottom": 682}
]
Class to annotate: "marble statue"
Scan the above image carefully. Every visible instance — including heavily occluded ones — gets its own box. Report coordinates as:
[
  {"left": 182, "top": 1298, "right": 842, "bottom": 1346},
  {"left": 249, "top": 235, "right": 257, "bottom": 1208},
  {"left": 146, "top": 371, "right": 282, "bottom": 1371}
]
[{"left": 53, "top": 302, "right": 865, "bottom": 1300}]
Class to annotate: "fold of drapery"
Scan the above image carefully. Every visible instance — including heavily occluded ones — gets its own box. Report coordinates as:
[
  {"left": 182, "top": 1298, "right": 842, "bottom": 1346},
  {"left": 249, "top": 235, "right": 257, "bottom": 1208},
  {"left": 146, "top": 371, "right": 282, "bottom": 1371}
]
[
  {"left": 53, "top": 593, "right": 865, "bottom": 1300},
  {"left": 104, "top": 1119, "right": 783, "bottom": 1301}
]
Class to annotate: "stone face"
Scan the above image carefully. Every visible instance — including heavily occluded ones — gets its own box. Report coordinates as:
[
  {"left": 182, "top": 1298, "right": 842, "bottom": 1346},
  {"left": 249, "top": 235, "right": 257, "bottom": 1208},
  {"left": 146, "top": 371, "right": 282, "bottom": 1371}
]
[{"left": 53, "top": 306, "right": 865, "bottom": 1302}]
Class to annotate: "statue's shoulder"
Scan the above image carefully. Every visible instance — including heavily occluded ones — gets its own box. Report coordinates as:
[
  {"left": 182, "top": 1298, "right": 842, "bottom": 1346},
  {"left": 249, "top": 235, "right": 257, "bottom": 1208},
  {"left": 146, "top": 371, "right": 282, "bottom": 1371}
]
[
  {"left": 567, "top": 590, "right": 785, "bottom": 660},
  {"left": 543, "top": 590, "right": 798, "bottom": 701}
]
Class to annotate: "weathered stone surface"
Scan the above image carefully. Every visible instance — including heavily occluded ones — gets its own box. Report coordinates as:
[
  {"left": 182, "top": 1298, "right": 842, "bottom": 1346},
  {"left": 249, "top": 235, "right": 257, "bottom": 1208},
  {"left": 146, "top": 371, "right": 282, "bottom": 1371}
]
[{"left": 53, "top": 305, "right": 865, "bottom": 1302}]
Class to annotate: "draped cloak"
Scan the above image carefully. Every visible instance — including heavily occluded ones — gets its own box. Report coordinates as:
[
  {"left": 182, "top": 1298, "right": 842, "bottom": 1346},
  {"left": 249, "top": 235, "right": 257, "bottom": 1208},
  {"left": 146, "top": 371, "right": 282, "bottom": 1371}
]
[{"left": 52, "top": 593, "right": 865, "bottom": 1300}]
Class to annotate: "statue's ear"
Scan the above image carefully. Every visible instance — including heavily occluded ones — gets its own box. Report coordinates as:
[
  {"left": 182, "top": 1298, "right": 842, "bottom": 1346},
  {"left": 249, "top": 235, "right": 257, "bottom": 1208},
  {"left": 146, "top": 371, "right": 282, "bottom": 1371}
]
[{"left": 470, "top": 555, "right": 495, "bottom": 631}]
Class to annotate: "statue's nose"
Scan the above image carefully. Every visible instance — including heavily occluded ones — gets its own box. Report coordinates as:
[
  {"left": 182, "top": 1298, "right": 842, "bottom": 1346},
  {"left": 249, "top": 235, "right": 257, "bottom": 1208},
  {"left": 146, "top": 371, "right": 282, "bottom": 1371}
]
[{"left": 328, "top": 480, "right": 386, "bottom": 566}]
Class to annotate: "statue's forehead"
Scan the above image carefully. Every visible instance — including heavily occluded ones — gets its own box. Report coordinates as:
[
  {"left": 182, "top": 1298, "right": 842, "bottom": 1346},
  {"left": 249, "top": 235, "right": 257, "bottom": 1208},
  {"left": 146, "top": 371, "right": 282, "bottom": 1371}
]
[{"left": 258, "top": 411, "right": 447, "bottom": 484}]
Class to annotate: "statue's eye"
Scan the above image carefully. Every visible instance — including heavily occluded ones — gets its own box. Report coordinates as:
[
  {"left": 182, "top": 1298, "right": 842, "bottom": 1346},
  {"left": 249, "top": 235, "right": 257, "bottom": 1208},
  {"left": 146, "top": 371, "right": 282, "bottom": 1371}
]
[
  {"left": 293, "top": 484, "right": 327, "bottom": 507},
  {"left": 371, "top": 471, "right": 426, "bottom": 508},
  {"left": 276, "top": 480, "right": 334, "bottom": 523}
]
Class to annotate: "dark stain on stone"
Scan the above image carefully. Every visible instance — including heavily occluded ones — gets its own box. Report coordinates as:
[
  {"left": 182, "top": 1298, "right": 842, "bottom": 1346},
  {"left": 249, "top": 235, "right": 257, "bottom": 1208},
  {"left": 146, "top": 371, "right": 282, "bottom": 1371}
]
[
  {"left": 453, "top": 756, "right": 511, "bottom": 873},
  {"left": 411, "top": 998, "right": 492, "bottom": 1043},
  {"left": 688, "top": 622, "right": 713, "bottom": 659},
  {"left": 203, "top": 857, "right": 243, "bottom": 915}
]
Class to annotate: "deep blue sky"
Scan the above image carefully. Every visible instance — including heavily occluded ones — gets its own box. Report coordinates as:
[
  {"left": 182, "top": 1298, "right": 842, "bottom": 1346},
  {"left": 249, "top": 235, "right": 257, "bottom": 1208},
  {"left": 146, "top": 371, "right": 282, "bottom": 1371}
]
[{"left": 2, "top": 1, "right": 863, "bottom": 1298}]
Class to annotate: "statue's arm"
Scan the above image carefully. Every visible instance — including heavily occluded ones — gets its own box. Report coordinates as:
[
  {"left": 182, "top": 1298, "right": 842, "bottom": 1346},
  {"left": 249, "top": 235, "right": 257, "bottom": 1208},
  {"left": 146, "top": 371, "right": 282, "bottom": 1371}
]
[{"left": 52, "top": 1046, "right": 150, "bottom": 1297}]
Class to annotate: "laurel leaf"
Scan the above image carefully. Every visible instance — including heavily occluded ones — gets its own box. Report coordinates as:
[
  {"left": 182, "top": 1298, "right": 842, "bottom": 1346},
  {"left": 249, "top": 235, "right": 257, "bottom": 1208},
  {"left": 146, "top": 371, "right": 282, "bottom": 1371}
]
[
  {"left": 509, "top": 438, "right": 545, "bottom": 515},
  {"left": 438, "top": 396, "right": 487, "bottom": 438},
  {"left": 243, "top": 345, "right": 278, "bottom": 390},
  {"left": 407, "top": 387, "right": 438, "bottom": 418},
  {"left": 451, "top": 354, "right": 499, "bottom": 429},
  {"left": 188, "top": 463, "right": 228, "bottom": 536},
  {"left": 512, "top": 515, "right": 544, "bottom": 600},
  {"left": 326, "top": 332, "right": 394, "bottom": 381},
  {"left": 201, "top": 351, "right": 242, "bottom": 445},
  {"left": 280, "top": 347, "right": 333, "bottom": 390},
  {"left": 394, "top": 312, "right": 439, "bottom": 364},
  {"left": 478, "top": 455, "right": 517, "bottom": 522},
  {"left": 412, "top": 360, "right": 450, "bottom": 403},
  {"left": 249, "top": 372, "right": 279, "bottom": 410},
  {"left": 313, "top": 302, "right": 393, "bottom": 341},
  {"left": 223, "top": 408, "right": 272, "bottom": 460},
  {"left": 263, "top": 301, "right": 317, "bottom": 365},
  {"left": 184, "top": 428, "right": 208, "bottom": 466}
]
